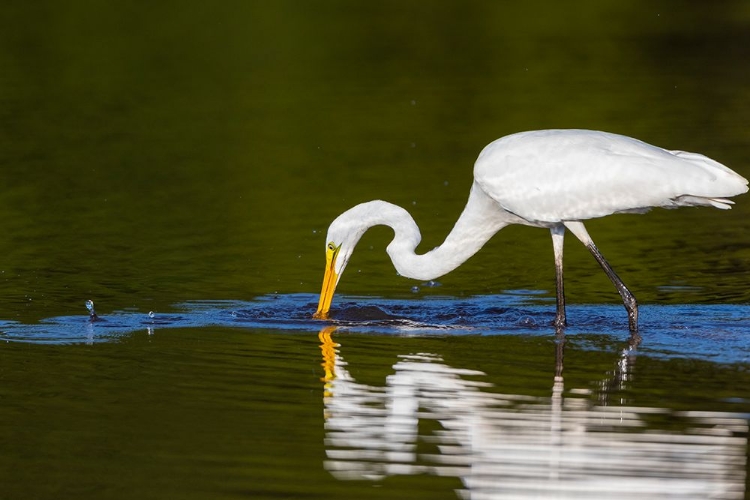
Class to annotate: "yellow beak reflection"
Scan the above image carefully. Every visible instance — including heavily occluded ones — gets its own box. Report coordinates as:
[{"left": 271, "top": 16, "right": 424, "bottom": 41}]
[{"left": 313, "top": 244, "right": 340, "bottom": 319}]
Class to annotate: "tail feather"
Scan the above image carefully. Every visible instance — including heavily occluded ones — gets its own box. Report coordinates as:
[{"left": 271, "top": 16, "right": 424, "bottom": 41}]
[
  {"left": 673, "top": 195, "right": 735, "bottom": 209},
  {"left": 670, "top": 150, "right": 749, "bottom": 199}
]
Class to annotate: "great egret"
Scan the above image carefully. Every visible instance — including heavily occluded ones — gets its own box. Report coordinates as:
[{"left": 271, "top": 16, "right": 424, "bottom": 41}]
[{"left": 313, "top": 129, "right": 748, "bottom": 331}]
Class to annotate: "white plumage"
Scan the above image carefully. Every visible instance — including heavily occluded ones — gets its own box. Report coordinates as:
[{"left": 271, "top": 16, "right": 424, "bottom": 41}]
[
  {"left": 313, "top": 129, "right": 748, "bottom": 332},
  {"left": 475, "top": 130, "right": 742, "bottom": 221}
]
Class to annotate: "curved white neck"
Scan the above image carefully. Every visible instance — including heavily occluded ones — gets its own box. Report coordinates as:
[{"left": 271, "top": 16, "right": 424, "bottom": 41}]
[{"left": 360, "top": 183, "right": 512, "bottom": 281}]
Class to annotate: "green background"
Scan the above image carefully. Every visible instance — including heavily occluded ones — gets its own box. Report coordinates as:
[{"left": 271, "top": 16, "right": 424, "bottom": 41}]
[{"left": 1, "top": 2, "right": 749, "bottom": 498}]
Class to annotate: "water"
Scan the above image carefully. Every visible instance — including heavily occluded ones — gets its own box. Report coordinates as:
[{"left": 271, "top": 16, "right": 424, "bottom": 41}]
[
  {"left": 1, "top": 300, "right": 748, "bottom": 499},
  {"left": 2, "top": 296, "right": 750, "bottom": 365},
  {"left": 1, "top": 297, "right": 748, "bottom": 498},
  {"left": 1, "top": 1, "right": 750, "bottom": 498}
]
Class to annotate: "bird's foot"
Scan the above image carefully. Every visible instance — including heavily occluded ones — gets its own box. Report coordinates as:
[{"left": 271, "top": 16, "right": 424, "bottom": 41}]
[{"left": 553, "top": 314, "right": 567, "bottom": 332}]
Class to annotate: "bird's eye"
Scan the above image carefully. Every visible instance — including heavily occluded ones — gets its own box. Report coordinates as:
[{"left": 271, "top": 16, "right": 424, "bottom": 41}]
[{"left": 327, "top": 242, "right": 335, "bottom": 251}]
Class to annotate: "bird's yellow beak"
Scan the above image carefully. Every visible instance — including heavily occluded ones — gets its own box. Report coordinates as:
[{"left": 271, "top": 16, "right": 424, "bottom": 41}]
[{"left": 313, "top": 244, "right": 340, "bottom": 319}]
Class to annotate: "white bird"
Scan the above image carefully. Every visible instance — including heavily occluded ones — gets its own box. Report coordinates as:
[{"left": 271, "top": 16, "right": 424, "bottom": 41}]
[{"left": 313, "top": 129, "right": 748, "bottom": 331}]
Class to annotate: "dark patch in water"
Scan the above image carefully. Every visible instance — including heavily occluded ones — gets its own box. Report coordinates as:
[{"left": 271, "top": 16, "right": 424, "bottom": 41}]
[{"left": 330, "top": 304, "right": 401, "bottom": 321}]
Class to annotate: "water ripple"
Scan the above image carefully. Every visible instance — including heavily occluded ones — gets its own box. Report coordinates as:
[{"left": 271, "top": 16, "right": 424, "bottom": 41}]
[{"left": 0, "top": 294, "right": 748, "bottom": 363}]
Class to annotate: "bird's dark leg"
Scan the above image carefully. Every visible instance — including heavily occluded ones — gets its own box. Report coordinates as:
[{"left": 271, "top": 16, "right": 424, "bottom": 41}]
[
  {"left": 586, "top": 243, "right": 639, "bottom": 331},
  {"left": 550, "top": 225, "right": 567, "bottom": 330},
  {"left": 564, "top": 221, "right": 639, "bottom": 333}
]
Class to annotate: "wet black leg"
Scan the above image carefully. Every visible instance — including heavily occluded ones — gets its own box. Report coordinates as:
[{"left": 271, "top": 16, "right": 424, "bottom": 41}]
[
  {"left": 585, "top": 242, "right": 639, "bottom": 333},
  {"left": 550, "top": 225, "right": 567, "bottom": 330},
  {"left": 563, "top": 221, "right": 639, "bottom": 333}
]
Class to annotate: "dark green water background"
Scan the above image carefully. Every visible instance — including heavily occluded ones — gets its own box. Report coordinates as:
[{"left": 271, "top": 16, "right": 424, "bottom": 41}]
[{"left": 1, "top": 2, "right": 749, "bottom": 499}]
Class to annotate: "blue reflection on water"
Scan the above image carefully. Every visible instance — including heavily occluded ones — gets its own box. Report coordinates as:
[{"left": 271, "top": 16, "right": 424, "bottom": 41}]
[{"left": 0, "top": 293, "right": 748, "bottom": 363}]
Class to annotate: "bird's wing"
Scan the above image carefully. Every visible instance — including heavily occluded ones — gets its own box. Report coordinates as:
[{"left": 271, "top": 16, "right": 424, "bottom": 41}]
[{"left": 474, "top": 130, "right": 747, "bottom": 223}]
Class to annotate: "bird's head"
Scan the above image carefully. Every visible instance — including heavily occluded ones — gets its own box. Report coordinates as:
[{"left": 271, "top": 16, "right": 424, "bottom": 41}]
[{"left": 312, "top": 207, "right": 369, "bottom": 319}]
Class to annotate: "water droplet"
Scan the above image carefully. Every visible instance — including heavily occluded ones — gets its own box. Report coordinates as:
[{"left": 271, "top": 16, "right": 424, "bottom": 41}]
[
  {"left": 148, "top": 311, "right": 155, "bottom": 319},
  {"left": 411, "top": 286, "right": 420, "bottom": 293},
  {"left": 85, "top": 300, "right": 97, "bottom": 320}
]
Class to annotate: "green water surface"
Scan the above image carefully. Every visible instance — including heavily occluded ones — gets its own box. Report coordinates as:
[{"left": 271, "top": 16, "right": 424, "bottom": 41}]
[{"left": 1, "top": 1, "right": 749, "bottom": 498}]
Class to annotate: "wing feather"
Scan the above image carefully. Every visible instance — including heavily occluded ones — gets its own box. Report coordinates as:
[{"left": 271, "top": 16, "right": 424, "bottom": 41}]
[{"left": 474, "top": 130, "right": 748, "bottom": 223}]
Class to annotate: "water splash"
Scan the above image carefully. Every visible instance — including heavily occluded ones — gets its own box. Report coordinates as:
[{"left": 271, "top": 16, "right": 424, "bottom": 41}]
[
  {"left": 0, "top": 294, "right": 747, "bottom": 363},
  {"left": 85, "top": 300, "right": 97, "bottom": 320}
]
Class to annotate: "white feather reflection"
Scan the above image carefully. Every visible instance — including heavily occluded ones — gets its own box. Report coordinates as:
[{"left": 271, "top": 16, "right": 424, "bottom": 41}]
[{"left": 318, "top": 328, "right": 748, "bottom": 499}]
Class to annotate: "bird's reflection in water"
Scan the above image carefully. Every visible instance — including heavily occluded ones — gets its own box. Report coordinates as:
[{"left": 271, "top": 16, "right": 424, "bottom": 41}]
[{"left": 318, "top": 328, "right": 747, "bottom": 499}]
